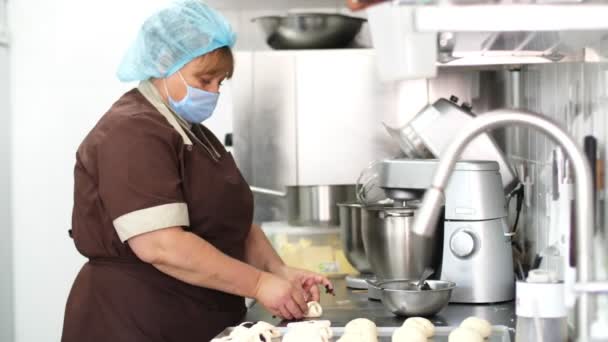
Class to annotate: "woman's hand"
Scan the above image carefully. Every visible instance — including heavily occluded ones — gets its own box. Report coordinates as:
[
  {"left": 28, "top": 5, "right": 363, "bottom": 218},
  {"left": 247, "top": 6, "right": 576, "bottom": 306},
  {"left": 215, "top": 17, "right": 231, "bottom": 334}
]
[
  {"left": 254, "top": 272, "right": 309, "bottom": 320},
  {"left": 274, "top": 266, "right": 334, "bottom": 302}
]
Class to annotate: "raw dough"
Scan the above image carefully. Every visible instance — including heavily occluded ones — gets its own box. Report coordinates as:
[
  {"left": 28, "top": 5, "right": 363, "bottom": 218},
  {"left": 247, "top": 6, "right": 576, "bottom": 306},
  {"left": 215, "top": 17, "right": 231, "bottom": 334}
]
[
  {"left": 305, "top": 301, "right": 323, "bottom": 318},
  {"left": 212, "top": 330, "right": 269, "bottom": 342},
  {"left": 251, "top": 321, "right": 281, "bottom": 339},
  {"left": 282, "top": 327, "right": 329, "bottom": 342},
  {"left": 341, "top": 318, "right": 378, "bottom": 342},
  {"left": 344, "top": 318, "right": 377, "bottom": 334},
  {"left": 448, "top": 327, "right": 484, "bottom": 342},
  {"left": 211, "top": 322, "right": 278, "bottom": 342},
  {"left": 460, "top": 317, "right": 492, "bottom": 338},
  {"left": 287, "top": 320, "right": 333, "bottom": 339},
  {"left": 392, "top": 326, "right": 427, "bottom": 342},
  {"left": 287, "top": 320, "right": 331, "bottom": 329},
  {"left": 336, "top": 332, "right": 378, "bottom": 342},
  {"left": 403, "top": 317, "right": 435, "bottom": 337}
]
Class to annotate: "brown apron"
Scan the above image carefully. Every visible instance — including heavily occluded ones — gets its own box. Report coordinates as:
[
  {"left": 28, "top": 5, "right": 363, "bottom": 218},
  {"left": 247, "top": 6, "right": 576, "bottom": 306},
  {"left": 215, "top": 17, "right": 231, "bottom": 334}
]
[{"left": 62, "top": 89, "right": 254, "bottom": 342}]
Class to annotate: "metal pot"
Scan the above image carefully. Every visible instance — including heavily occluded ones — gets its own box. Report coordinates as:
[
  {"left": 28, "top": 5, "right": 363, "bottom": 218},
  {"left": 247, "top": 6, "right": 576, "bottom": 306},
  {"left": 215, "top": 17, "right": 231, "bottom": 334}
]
[
  {"left": 361, "top": 206, "right": 442, "bottom": 280},
  {"left": 252, "top": 13, "right": 366, "bottom": 50},
  {"left": 251, "top": 185, "right": 356, "bottom": 227},
  {"left": 337, "top": 203, "right": 371, "bottom": 273}
]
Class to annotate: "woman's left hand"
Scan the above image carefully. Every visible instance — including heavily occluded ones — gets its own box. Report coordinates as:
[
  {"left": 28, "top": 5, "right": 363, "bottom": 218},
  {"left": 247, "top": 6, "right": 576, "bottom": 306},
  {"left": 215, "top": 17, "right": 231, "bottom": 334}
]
[{"left": 274, "top": 266, "right": 333, "bottom": 302}]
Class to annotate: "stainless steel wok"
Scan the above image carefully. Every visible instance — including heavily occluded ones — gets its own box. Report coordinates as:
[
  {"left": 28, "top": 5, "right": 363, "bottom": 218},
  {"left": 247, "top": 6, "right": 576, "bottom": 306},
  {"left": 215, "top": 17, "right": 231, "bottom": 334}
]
[{"left": 252, "top": 13, "right": 366, "bottom": 50}]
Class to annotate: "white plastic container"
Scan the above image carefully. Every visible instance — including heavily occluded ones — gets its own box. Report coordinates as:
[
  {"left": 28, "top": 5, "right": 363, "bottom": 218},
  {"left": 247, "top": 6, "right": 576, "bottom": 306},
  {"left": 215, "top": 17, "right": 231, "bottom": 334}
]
[
  {"left": 367, "top": 3, "right": 437, "bottom": 81},
  {"left": 515, "top": 270, "right": 568, "bottom": 342}
]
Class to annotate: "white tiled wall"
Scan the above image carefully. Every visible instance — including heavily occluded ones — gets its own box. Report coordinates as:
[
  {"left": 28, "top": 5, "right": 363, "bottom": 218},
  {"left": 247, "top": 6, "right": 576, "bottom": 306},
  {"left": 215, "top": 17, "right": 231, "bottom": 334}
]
[{"left": 503, "top": 59, "right": 608, "bottom": 262}]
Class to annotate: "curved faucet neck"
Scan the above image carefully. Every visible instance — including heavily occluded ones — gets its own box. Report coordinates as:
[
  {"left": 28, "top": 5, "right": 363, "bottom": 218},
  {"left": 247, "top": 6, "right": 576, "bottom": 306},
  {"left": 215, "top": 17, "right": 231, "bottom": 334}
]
[{"left": 412, "top": 108, "right": 594, "bottom": 340}]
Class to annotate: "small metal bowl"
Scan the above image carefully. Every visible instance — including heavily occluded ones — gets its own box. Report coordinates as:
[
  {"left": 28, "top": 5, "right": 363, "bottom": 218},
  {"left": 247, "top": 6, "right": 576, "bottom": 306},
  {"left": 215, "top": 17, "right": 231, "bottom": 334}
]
[{"left": 379, "top": 280, "right": 456, "bottom": 317}]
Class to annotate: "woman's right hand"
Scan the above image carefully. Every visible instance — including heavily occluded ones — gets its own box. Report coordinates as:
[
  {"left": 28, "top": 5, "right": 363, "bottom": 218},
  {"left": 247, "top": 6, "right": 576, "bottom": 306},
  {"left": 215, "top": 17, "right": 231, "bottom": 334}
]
[{"left": 254, "top": 272, "right": 309, "bottom": 320}]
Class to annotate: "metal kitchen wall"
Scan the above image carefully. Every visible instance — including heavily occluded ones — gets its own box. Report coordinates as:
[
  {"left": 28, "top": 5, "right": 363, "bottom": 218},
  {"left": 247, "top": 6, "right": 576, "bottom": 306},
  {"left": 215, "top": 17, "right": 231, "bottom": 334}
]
[{"left": 232, "top": 49, "right": 507, "bottom": 224}]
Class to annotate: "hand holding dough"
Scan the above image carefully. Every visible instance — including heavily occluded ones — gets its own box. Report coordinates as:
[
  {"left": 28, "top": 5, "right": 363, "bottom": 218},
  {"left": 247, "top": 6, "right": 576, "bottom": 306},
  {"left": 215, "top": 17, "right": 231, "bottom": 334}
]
[
  {"left": 403, "top": 317, "right": 435, "bottom": 338},
  {"left": 460, "top": 317, "right": 492, "bottom": 338},
  {"left": 392, "top": 326, "right": 426, "bottom": 342},
  {"left": 449, "top": 327, "right": 484, "bottom": 342},
  {"left": 305, "top": 301, "right": 323, "bottom": 318}
]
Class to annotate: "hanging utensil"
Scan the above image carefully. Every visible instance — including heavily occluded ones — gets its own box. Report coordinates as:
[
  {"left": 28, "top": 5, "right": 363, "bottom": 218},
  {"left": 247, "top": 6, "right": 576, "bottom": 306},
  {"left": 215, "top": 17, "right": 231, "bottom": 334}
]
[{"left": 583, "top": 135, "right": 598, "bottom": 233}]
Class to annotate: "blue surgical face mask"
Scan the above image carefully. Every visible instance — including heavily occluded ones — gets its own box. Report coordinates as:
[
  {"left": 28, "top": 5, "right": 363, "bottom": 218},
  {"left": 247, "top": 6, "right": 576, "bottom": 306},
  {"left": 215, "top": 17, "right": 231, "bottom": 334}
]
[{"left": 164, "top": 71, "right": 219, "bottom": 124}]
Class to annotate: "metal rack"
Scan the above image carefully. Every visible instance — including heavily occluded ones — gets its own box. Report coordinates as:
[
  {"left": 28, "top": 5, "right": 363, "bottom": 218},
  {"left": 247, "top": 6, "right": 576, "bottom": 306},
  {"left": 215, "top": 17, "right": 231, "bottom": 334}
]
[{"left": 367, "top": 3, "right": 608, "bottom": 80}]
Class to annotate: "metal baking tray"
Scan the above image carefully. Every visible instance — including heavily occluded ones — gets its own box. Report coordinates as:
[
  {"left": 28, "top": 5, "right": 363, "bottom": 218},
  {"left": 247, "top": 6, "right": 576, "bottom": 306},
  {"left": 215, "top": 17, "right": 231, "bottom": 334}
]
[{"left": 214, "top": 325, "right": 513, "bottom": 341}]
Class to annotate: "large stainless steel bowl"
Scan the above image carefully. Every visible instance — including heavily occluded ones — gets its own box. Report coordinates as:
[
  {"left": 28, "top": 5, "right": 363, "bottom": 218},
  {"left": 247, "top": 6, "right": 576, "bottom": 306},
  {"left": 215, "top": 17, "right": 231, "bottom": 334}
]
[
  {"left": 380, "top": 280, "right": 456, "bottom": 317},
  {"left": 361, "top": 206, "right": 442, "bottom": 280},
  {"left": 253, "top": 13, "right": 366, "bottom": 50},
  {"left": 338, "top": 203, "right": 371, "bottom": 273},
  {"left": 287, "top": 185, "right": 356, "bottom": 227}
]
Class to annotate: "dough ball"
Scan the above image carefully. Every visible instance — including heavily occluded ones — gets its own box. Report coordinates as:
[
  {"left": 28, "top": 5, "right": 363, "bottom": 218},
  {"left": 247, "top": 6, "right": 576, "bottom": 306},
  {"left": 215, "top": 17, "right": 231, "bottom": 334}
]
[
  {"left": 337, "top": 331, "right": 378, "bottom": 342},
  {"left": 403, "top": 317, "right": 435, "bottom": 337},
  {"left": 305, "top": 301, "right": 323, "bottom": 318},
  {"left": 392, "top": 326, "right": 427, "bottom": 342},
  {"left": 449, "top": 327, "right": 483, "bottom": 342},
  {"left": 287, "top": 321, "right": 333, "bottom": 339},
  {"left": 344, "top": 318, "right": 378, "bottom": 335},
  {"left": 287, "top": 320, "right": 331, "bottom": 329},
  {"left": 229, "top": 326, "right": 252, "bottom": 339},
  {"left": 283, "top": 327, "right": 329, "bottom": 342},
  {"left": 460, "top": 317, "right": 492, "bottom": 338},
  {"left": 225, "top": 322, "right": 278, "bottom": 342},
  {"left": 341, "top": 319, "right": 378, "bottom": 342}
]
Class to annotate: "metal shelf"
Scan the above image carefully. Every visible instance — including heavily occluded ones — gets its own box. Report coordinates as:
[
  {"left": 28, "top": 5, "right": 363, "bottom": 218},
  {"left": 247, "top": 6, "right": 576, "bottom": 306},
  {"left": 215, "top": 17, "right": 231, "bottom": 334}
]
[{"left": 415, "top": 4, "right": 608, "bottom": 32}]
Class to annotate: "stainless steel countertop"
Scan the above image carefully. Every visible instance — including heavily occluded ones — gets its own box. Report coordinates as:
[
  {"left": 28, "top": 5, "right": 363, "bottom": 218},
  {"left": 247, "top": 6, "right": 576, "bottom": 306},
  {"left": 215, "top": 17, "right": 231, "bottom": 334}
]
[{"left": 244, "top": 279, "right": 517, "bottom": 331}]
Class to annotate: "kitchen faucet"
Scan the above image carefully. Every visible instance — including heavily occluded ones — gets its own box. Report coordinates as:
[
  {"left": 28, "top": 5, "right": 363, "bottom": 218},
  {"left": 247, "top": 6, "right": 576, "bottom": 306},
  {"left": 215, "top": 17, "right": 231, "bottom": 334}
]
[{"left": 411, "top": 109, "right": 595, "bottom": 341}]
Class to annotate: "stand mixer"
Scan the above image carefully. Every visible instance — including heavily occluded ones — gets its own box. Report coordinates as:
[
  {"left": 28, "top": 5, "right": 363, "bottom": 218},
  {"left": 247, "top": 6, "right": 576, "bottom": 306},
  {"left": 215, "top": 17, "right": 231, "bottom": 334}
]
[
  {"left": 375, "top": 97, "right": 519, "bottom": 303},
  {"left": 379, "top": 159, "right": 515, "bottom": 303}
]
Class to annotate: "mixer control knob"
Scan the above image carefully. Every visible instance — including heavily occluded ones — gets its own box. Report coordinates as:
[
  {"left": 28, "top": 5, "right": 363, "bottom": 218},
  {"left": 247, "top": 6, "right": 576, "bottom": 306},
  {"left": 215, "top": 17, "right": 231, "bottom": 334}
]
[{"left": 450, "top": 231, "right": 475, "bottom": 258}]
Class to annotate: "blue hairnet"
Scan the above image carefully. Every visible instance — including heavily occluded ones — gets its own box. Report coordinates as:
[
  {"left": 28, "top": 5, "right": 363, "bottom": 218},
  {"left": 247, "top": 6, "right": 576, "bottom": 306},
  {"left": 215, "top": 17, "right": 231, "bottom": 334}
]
[{"left": 117, "top": 0, "right": 236, "bottom": 82}]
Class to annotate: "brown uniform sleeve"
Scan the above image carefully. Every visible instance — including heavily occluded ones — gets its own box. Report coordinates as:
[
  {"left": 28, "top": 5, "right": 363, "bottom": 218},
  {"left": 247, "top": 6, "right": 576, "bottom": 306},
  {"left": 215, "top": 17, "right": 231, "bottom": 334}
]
[{"left": 97, "top": 113, "right": 189, "bottom": 242}]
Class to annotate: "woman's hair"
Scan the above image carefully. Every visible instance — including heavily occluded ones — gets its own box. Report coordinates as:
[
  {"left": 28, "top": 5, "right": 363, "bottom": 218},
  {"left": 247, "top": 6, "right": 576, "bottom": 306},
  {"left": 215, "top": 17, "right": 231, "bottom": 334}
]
[{"left": 196, "top": 46, "right": 235, "bottom": 79}]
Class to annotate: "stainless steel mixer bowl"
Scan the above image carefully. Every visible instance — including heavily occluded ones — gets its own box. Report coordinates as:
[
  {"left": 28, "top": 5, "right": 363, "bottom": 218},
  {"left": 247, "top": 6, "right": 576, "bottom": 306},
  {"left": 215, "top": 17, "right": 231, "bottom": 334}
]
[
  {"left": 252, "top": 13, "right": 366, "bottom": 50},
  {"left": 379, "top": 280, "right": 456, "bottom": 317},
  {"left": 338, "top": 203, "right": 371, "bottom": 273},
  {"left": 361, "top": 206, "right": 442, "bottom": 280}
]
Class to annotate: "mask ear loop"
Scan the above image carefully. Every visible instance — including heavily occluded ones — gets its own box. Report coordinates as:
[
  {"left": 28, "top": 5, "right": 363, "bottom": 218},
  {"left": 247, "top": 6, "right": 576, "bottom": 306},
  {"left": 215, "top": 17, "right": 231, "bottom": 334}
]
[
  {"left": 164, "top": 71, "right": 189, "bottom": 103},
  {"left": 163, "top": 79, "right": 172, "bottom": 102}
]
